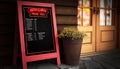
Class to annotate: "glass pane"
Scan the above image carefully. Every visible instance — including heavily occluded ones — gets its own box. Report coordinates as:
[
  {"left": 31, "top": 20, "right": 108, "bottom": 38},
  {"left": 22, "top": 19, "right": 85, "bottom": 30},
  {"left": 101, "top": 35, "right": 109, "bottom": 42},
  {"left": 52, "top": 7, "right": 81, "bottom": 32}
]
[
  {"left": 100, "top": 9, "right": 105, "bottom": 26},
  {"left": 100, "top": 0, "right": 105, "bottom": 8},
  {"left": 78, "top": 0, "right": 83, "bottom": 7},
  {"left": 106, "top": 10, "right": 112, "bottom": 26},
  {"left": 83, "top": 0, "right": 90, "bottom": 7},
  {"left": 77, "top": 8, "right": 83, "bottom": 25},
  {"left": 106, "top": 0, "right": 112, "bottom": 8},
  {"left": 83, "top": 8, "right": 90, "bottom": 26}
]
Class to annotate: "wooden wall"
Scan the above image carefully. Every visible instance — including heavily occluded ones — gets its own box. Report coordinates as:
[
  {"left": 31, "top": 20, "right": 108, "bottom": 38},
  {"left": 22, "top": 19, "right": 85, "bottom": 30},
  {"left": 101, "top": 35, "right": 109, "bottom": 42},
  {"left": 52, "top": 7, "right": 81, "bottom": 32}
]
[
  {"left": 0, "top": 0, "right": 78, "bottom": 64},
  {"left": 114, "top": 0, "right": 119, "bottom": 48},
  {"left": 30, "top": 0, "right": 78, "bottom": 32},
  {"left": 117, "top": 0, "right": 120, "bottom": 49},
  {"left": 0, "top": 0, "right": 17, "bottom": 64}
]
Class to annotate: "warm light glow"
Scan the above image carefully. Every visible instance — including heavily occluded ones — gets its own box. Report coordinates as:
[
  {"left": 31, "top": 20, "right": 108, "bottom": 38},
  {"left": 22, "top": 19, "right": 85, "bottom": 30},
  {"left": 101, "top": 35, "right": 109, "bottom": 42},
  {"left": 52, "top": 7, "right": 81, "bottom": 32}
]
[
  {"left": 77, "top": 8, "right": 82, "bottom": 25},
  {"left": 77, "top": 8, "right": 90, "bottom": 26},
  {"left": 28, "top": 8, "right": 48, "bottom": 17},
  {"left": 83, "top": 8, "right": 90, "bottom": 26},
  {"left": 77, "top": 0, "right": 90, "bottom": 26},
  {"left": 28, "top": 8, "right": 48, "bottom": 13}
]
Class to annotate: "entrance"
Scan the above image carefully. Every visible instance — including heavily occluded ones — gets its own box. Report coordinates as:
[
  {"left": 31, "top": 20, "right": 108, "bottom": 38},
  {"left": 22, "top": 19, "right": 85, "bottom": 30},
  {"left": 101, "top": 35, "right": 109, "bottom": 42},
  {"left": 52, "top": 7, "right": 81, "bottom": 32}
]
[{"left": 77, "top": 0, "right": 117, "bottom": 53}]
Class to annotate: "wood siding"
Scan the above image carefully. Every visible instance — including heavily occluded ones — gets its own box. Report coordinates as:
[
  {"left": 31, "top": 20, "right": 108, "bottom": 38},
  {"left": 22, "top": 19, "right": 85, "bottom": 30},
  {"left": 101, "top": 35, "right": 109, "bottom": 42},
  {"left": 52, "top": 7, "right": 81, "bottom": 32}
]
[
  {"left": 0, "top": 0, "right": 77, "bottom": 64},
  {"left": 0, "top": 1, "right": 17, "bottom": 64},
  {"left": 116, "top": 0, "right": 120, "bottom": 49}
]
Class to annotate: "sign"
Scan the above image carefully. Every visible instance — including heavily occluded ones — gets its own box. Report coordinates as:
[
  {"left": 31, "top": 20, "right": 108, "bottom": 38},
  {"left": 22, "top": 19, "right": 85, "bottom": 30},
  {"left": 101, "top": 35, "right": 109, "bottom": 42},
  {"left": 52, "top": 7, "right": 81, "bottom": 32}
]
[
  {"left": 17, "top": 1, "right": 60, "bottom": 69},
  {"left": 23, "top": 6, "right": 56, "bottom": 55}
]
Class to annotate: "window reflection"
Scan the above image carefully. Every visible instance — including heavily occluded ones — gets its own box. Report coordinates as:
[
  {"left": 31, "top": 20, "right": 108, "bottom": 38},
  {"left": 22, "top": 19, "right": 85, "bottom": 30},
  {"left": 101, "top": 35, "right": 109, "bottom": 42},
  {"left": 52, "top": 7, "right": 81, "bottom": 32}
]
[
  {"left": 83, "top": 8, "right": 90, "bottom": 26},
  {"left": 106, "top": 10, "right": 112, "bottom": 26},
  {"left": 77, "top": 8, "right": 82, "bottom": 25},
  {"left": 78, "top": 0, "right": 83, "bottom": 7},
  {"left": 106, "top": 0, "right": 112, "bottom": 8},
  {"left": 100, "top": 0, "right": 105, "bottom": 8},
  {"left": 100, "top": 9, "right": 105, "bottom": 26},
  {"left": 77, "top": 0, "right": 91, "bottom": 26},
  {"left": 83, "top": 0, "right": 90, "bottom": 7},
  {"left": 100, "top": 0, "right": 112, "bottom": 26}
]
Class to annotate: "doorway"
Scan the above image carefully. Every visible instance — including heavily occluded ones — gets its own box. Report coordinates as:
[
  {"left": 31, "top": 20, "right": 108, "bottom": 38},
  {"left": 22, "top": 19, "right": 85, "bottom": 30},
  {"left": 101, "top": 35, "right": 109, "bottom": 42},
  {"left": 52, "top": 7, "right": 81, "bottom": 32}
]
[{"left": 77, "top": 0, "right": 117, "bottom": 53}]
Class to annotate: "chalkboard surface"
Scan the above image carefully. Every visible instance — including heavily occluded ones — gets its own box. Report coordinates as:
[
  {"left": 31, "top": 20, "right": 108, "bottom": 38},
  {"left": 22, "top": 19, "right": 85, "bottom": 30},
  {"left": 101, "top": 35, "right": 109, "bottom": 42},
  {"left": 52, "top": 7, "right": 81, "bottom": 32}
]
[{"left": 22, "top": 5, "right": 56, "bottom": 55}]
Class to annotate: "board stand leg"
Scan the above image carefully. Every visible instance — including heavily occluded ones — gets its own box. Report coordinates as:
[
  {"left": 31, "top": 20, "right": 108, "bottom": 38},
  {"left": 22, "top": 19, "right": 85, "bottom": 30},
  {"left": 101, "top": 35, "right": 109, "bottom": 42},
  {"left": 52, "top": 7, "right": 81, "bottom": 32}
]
[
  {"left": 57, "top": 57, "right": 61, "bottom": 65},
  {"left": 56, "top": 50, "right": 61, "bottom": 65},
  {"left": 22, "top": 59, "right": 27, "bottom": 69}
]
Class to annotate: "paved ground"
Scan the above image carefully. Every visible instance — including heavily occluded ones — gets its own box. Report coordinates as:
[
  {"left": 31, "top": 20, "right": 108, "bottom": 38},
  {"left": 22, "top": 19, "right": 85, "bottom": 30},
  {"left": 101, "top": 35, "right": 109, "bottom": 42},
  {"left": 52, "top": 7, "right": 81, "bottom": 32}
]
[{"left": 1, "top": 50, "right": 120, "bottom": 69}]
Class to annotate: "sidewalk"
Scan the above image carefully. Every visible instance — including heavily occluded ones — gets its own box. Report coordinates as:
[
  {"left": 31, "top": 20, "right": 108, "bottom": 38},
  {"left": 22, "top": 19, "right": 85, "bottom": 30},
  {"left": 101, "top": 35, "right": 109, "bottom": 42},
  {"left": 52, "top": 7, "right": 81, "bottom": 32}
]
[
  {"left": 0, "top": 62, "right": 79, "bottom": 69},
  {"left": 1, "top": 50, "right": 120, "bottom": 69}
]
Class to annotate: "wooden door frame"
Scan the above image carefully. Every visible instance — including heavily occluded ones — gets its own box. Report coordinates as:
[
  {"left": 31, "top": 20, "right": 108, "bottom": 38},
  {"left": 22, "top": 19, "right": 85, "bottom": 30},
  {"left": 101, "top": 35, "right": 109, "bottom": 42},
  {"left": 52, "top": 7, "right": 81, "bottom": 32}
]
[{"left": 96, "top": 0, "right": 117, "bottom": 51}]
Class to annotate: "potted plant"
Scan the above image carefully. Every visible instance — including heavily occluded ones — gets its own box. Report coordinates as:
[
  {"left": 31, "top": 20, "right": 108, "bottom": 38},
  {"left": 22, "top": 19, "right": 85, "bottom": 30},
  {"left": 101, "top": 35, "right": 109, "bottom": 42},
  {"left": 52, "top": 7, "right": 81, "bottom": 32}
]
[{"left": 58, "top": 27, "right": 86, "bottom": 66}]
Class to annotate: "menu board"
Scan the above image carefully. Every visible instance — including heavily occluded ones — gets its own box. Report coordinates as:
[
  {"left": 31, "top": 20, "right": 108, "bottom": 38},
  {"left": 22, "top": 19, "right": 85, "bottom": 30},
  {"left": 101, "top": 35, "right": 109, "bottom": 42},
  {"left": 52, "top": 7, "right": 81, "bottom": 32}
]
[
  {"left": 17, "top": 2, "right": 60, "bottom": 69},
  {"left": 22, "top": 6, "right": 56, "bottom": 55}
]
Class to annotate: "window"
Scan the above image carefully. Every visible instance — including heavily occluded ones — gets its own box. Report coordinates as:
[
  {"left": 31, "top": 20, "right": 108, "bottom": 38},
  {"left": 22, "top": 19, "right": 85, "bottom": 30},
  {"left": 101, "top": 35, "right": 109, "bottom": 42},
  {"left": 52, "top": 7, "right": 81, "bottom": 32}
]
[
  {"left": 78, "top": 0, "right": 114, "bottom": 26},
  {"left": 77, "top": 0, "right": 91, "bottom": 26},
  {"left": 100, "top": 0, "right": 113, "bottom": 26}
]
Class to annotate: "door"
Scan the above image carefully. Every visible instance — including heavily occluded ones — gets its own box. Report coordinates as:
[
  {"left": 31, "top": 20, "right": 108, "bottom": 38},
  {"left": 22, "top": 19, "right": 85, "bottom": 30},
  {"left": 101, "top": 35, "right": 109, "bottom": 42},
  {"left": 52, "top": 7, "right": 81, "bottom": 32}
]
[
  {"left": 77, "top": 0, "right": 117, "bottom": 53},
  {"left": 77, "top": 0, "right": 96, "bottom": 53},
  {"left": 96, "top": 0, "right": 117, "bottom": 51}
]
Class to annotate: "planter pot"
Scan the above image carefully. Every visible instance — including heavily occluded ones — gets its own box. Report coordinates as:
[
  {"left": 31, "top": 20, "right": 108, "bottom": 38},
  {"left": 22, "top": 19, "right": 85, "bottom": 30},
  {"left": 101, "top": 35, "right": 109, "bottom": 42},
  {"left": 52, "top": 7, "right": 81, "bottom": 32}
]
[{"left": 62, "top": 39, "right": 83, "bottom": 66}]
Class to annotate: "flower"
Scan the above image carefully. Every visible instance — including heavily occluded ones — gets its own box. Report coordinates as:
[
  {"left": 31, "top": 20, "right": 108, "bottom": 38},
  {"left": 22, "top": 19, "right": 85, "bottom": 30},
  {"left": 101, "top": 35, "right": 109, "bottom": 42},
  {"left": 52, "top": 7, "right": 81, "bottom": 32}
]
[{"left": 58, "top": 27, "right": 87, "bottom": 40}]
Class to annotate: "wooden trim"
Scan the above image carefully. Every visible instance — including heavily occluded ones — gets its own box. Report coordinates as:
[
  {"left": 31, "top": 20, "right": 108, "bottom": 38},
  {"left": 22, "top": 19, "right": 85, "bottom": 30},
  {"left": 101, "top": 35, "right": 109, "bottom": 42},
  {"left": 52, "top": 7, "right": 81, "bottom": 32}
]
[
  {"left": 56, "top": 16, "right": 77, "bottom": 24},
  {"left": 83, "top": 31, "right": 92, "bottom": 44},
  {"left": 29, "top": 0, "right": 78, "bottom": 7},
  {"left": 56, "top": 6, "right": 77, "bottom": 15},
  {"left": 100, "top": 30, "right": 115, "bottom": 42}
]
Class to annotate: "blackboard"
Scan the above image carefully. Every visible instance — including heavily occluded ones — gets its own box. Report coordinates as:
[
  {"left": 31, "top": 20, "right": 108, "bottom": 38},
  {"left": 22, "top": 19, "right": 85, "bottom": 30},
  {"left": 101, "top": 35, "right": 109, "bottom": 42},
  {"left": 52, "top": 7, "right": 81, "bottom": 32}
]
[
  {"left": 22, "top": 6, "right": 56, "bottom": 55},
  {"left": 17, "top": 2, "right": 60, "bottom": 69}
]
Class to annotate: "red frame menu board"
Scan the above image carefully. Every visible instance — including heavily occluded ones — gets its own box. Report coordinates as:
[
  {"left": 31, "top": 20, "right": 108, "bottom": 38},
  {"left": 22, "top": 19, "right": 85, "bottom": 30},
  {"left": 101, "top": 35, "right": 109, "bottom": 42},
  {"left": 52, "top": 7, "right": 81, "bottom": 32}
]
[
  {"left": 23, "top": 4, "right": 56, "bottom": 55},
  {"left": 17, "top": 1, "right": 60, "bottom": 69}
]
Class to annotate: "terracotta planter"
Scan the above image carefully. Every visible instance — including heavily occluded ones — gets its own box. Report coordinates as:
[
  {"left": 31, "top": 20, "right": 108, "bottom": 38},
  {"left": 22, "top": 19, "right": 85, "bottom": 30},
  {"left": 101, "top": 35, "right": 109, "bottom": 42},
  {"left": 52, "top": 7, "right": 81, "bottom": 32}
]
[{"left": 62, "top": 39, "right": 83, "bottom": 66}]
